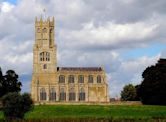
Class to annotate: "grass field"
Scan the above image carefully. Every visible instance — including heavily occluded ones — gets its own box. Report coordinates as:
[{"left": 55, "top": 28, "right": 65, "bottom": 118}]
[
  {"left": 0, "top": 105, "right": 166, "bottom": 121},
  {"left": 25, "top": 105, "right": 166, "bottom": 119}
]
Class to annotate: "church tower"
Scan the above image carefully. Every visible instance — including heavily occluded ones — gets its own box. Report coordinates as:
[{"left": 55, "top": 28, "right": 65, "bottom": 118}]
[
  {"left": 31, "top": 17, "right": 57, "bottom": 101},
  {"left": 33, "top": 17, "right": 57, "bottom": 73}
]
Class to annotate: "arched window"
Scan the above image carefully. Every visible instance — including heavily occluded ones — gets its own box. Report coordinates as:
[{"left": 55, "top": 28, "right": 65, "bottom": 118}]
[
  {"left": 79, "top": 88, "right": 85, "bottom": 101},
  {"left": 50, "top": 88, "right": 56, "bottom": 101},
  {"left": 69, "top": 88, "right": 75, "bottom": 101},
  {"left": 49, "top": 28, "right": 53, "bottom": 46},
  {"left": 68, "top": 75, "right": 74, "bottom": 83},
  {"left": 40, "top": 52, "right": 50, "bottom": 61},
  {"left": 40, "top": 52, "right": 44, "bottom": 61},
  {"left": 59, "top": 88, "right": 66, "bottom": 101},
  {"left": 78, "top": 75, "right": 84, "bottom": 83},
  {"left": 43, "top": 64, "right": 47, "bottom": 69},
  {"left": 37, "top": 28, "right": 40, "bottom": 33},
  {"left": 97, "top": 75, "right": 101, "bottom": 83},
  {"left": 40, "top": 88, "right": 46, "bottom": 101},
  {"left": 42, "top": 28, "right": 47, "bottom": 33},
  {"left": 59, "top": 75, "right": 65, "bottom": 83},
  {"left": 45, "top": 52, "right": 49, "bottom": 61},
  {"left": 88, "top": 75, "right": 93, "bottom": 83}
]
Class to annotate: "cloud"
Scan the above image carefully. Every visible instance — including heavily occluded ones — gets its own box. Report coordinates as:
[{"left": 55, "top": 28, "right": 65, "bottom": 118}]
[
  {"left": 0, "top": 2, "right": 14, "bottom": 13},
  {"left": 59, "top": 21, "right": 158, "bottom": 50},
  {"left": 109, "top": 54, "right": 160, "bottom": 97}
]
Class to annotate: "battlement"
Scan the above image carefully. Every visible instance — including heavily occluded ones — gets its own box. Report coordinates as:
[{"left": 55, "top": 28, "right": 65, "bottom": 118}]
[{"left": 35, "top": 16, "right": 54, "bottom": 27}]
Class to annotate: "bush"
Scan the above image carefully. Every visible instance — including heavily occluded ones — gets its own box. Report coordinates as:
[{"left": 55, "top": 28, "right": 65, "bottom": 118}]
[
  {"left": 121, "top": 84, "right": 138, "bottom": 101},
  {"left": 2, "top": 92, "right": 33, "bottom": 120}
]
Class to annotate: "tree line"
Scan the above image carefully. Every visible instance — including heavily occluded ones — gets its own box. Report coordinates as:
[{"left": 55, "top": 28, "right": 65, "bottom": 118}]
[{"left": 121, "top": 58, "right": 166, "bottom": 105}]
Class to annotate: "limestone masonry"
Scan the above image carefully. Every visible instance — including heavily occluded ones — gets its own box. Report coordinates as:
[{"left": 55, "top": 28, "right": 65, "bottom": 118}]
[{"left": 31, "top": 17, "right": 109, "bottom": 103}]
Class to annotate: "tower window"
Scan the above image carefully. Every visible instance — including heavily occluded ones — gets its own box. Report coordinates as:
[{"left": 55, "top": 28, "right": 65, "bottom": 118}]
[
  {"left": 50, "top": 28, "right": 53, "bottom": 33},
  {"left": 46, "top": 52, "right": 50, "bottom": 61},
  {"left": 37, "top": 28, "right": 40, "bottom": 33},
  {"left": 43, "top": 64, "right": 47, "bottom": 69},
  {"left": 43, "top": 28, "right": 47, "bottom": 33},
  {"left": 40, "top": 52, "right": 50, "bottom": 61},
  {"left": 40, "top": 53, "right": 43, "bottom": 61}
]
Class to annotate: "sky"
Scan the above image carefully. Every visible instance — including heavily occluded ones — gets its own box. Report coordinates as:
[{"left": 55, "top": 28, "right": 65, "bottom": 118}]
[{"left": 0, "top": 0, "right": 166, "bottom": 98}]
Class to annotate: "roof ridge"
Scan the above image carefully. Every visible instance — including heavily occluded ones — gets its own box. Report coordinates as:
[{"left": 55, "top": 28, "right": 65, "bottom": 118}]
[{"left": 57, "top": 67, "right": 103, "bottom": 71}]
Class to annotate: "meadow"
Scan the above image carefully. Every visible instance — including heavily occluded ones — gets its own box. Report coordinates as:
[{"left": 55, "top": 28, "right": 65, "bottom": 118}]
[{"left": 0, "top": 105, "right": 166, "bottom": 121}]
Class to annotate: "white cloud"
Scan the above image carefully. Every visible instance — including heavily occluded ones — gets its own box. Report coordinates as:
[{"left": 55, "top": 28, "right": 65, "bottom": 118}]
[
  {"left": 109, "top": 54, "right": 160, "bottom": 98},
  {"left": 1, "top": 52, "right": 32, "bottom": 74},
  {"left": 0, "top": 2, "right": 14, "bottom": 13},
  {"left": 59, "top": 21, "right": 158, "bottom": 50},
  {"left": 4, "top": 53, "right": 32, "bottom": 64}
]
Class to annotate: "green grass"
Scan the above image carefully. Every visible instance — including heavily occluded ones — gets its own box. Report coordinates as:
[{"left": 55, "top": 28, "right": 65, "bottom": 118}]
[
  {"left": 24, "top": 105, "right": 166, "bottom": 119},
  {"left": 0, "top": 105, "right": 166, "bottom": 121}
]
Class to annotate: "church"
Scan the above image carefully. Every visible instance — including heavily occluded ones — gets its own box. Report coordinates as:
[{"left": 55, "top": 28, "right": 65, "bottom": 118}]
[{"left": 31, "top": 17, "right": 109, "bottom": 103}]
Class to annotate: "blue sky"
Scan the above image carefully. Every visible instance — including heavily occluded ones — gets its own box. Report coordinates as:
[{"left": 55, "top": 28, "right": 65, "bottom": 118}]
[
  {"left": 4, "top": 0, "right": 17, "bottom": 4},
  {"left": 0, "top": 0, "right": 166, "bottom": 97},
  {"left": 122, "top": 43, "right": 166, "bottom": 59}
]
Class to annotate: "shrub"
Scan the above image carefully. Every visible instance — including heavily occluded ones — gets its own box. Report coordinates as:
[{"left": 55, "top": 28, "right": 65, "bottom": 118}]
[
  {"left": 121, "top": 84, "right": 138, "bottom": 101},
  {"left": 2, "top": 92, "right": 33, "bottom": 120}
]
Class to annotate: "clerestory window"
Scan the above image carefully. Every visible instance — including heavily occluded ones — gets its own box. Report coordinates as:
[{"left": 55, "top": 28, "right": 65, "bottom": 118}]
[
  {"left": 78, "top": 75, "right": 84, "bottom": 83},
  {"left": 68, "top": 75, "right": 74, "bottom": 83},
  {"left": 97, "top": 75, "right": 102, "bottom": 83},
  {"left": 59, "top": 75, "right": 65, "bottom": 83},
  {"left": 88, "top": 75, "right": 93, "bottom": 83}
]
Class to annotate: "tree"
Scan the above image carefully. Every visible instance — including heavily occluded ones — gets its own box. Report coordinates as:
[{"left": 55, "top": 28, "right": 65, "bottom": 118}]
[
  {"left": 2, "top": 92, "right": 33, "bottom": 119},
  {"left": 121, "top": 84, "right": 138, "bottom": 101},
  {"left": 137, "top": 59, "right": 166, "bottom": 105},
  {"left": 0, "top": 68, "right": 22, "bottom": 98}
]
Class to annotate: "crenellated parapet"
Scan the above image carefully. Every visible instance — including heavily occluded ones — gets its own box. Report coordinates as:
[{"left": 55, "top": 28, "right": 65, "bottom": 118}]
[{"left": 35, "top": 16, "right": 54, "bottom": 27}]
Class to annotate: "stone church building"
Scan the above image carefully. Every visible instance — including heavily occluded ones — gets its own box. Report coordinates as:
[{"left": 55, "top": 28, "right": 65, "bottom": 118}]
[{"left": 31, "top": 17, "right": 109, "bottom": 103}]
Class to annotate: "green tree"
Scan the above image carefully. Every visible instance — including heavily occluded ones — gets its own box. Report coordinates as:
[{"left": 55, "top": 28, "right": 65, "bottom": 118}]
[
  {"left": 137, "top": 59, "right": 166, "bottom": 105},
  {"left": 121, "top": 84, "right": 138, "bottom": 101},
  {"left": 2, "top": 92, "right": 33, "bottom": 119},
  {"left": 0, "top": 68, "right": 22, "bottom": 98}
]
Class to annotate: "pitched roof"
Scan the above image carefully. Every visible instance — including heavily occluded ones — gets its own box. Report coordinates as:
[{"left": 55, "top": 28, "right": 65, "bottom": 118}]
[{"left": 57, "top": 67, "right": 103, "bottom": 72}]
